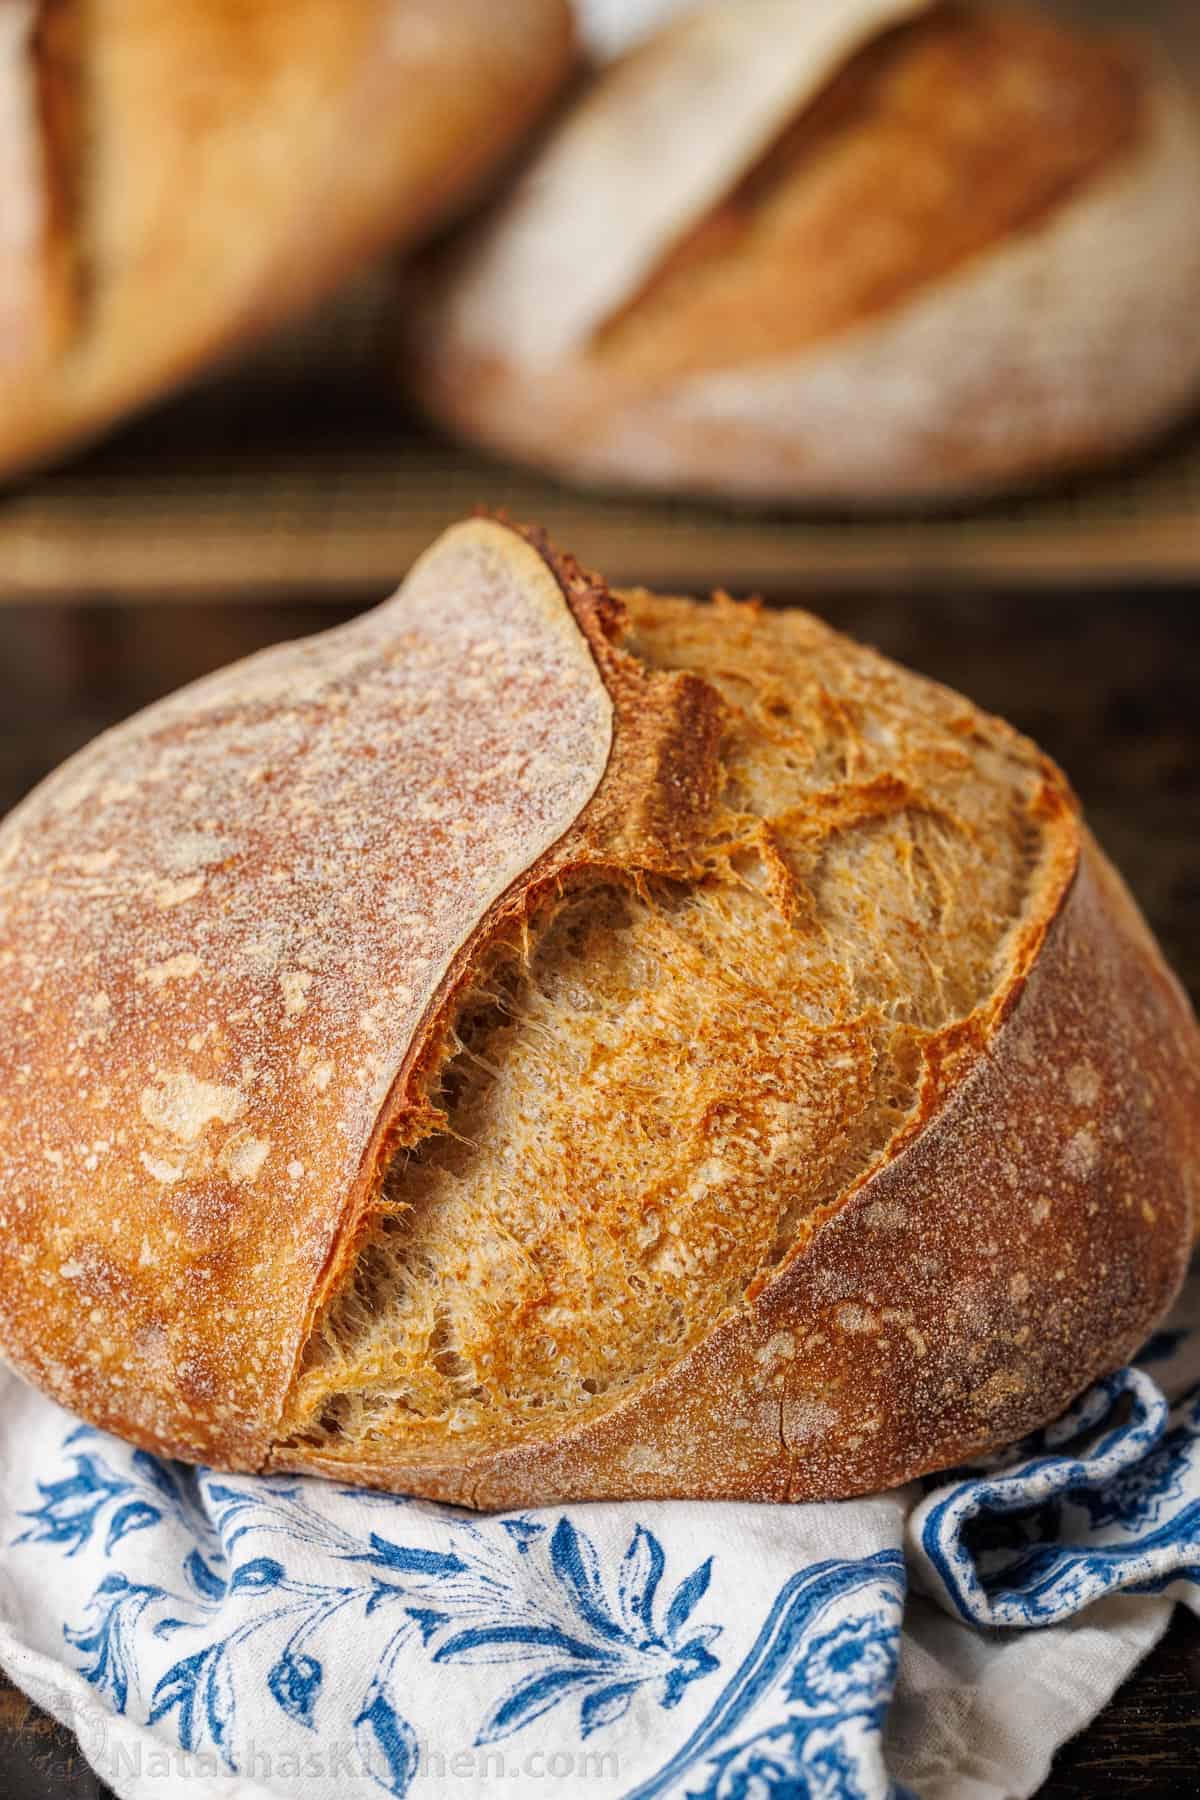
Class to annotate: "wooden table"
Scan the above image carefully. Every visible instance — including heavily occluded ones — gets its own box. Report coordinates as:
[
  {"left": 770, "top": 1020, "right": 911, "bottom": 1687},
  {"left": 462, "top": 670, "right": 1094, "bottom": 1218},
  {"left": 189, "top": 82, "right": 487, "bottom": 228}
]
[{"left": 0, "top": 585, "right": 1196, "bottom": 1795}]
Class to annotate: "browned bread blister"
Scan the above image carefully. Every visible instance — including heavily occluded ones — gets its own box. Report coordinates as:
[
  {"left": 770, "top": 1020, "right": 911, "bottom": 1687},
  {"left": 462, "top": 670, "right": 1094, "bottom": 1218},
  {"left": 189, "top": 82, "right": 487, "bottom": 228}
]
[{"left": 0, "top": 518, "right": 1196, "bottom": 1503}]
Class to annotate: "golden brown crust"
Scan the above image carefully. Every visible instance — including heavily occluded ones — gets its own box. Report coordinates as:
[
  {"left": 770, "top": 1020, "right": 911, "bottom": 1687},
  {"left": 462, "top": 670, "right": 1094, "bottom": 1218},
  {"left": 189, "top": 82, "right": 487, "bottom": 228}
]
[
  {"left": 0, "top": 520, "right": 721, "bottom": 1468},
  {"left": 284, "top": 536, "right": 728, "bottom": 1407},
  {"left": 277, "top": 582, "right": 1076, "bottom": 1463},
  {"left": 0, "top": 519, "right": 1195, "bottom": 1502},
  {"left": 0, "top": 0, "right": 573, "bottom": 479},
  {"left": 274, "top": 833, "right": 1200, "bottom": 1505}
]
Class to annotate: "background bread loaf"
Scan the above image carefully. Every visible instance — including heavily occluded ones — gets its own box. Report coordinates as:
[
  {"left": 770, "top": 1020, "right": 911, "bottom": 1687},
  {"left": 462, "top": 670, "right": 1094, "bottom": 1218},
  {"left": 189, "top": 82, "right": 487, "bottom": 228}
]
[
  {"left": 0, "top": 0, "right": 574, "bottom": 479},
  {"left": 0, "top": 0, "right": 78, "bottom": 370},
  {"left": 409, "top": 0, "right": 1200, "bottom": 505}
]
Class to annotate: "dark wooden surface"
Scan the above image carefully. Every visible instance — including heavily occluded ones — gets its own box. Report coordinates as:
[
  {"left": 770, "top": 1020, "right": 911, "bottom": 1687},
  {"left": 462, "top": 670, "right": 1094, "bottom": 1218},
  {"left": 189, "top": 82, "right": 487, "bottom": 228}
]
[{"left": 0, "top": 587, "right": 1196, "bottom": 1797}]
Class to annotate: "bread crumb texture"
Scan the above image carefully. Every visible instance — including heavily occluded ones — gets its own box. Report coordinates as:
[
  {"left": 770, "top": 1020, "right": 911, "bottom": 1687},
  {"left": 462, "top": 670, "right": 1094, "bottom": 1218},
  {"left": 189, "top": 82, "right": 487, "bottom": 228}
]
[{"left": 282, "top": 590, "right": 1063, "bottom": 1469}]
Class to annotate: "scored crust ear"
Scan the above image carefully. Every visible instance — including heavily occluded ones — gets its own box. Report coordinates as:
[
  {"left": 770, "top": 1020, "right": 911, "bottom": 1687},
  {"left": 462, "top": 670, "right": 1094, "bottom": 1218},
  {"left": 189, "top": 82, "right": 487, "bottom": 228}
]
[
  {"left": 271, "top": 830, "right": 1200, "bottom": 1508},
  {"left": 0, "top": 518, "right": 721, "bottom": 1469},
  {"left": 266, "top": 578, "right": 1199, "bottom": 1506}
]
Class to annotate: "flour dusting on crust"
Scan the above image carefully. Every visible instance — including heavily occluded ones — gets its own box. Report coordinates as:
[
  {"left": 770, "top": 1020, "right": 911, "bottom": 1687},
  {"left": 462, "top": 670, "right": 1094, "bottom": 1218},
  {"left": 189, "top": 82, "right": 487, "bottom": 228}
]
[{"left": 0, "top": 519, "right": 612, "bottom": 1464}]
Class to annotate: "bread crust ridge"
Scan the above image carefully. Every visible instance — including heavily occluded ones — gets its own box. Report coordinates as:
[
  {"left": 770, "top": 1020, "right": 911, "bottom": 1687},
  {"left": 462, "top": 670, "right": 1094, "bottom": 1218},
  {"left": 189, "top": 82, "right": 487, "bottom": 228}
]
[{"left": 276, "top": 833, "right": 1198, "bottom": 1504}]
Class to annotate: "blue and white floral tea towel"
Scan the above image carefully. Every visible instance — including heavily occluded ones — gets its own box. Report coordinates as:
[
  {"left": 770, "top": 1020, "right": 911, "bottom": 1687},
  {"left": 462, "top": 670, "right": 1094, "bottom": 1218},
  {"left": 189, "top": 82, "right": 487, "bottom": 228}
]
[{"left": 2, "top": 1275, "right": 1200, "bottom": 1800}]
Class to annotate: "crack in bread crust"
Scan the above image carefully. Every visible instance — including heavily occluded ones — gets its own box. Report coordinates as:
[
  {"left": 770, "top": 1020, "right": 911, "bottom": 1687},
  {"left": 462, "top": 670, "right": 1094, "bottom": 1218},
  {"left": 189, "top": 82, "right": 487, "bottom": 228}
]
[
  {"left": 0, "top": 516, "right": 1194, "bottom": 1504},
  {"left": 277, "top": 590, "right": 1088, "bottom": 1473},
  {"left": 275, "top": 828, "right": 1200, "bottom": 1507}
]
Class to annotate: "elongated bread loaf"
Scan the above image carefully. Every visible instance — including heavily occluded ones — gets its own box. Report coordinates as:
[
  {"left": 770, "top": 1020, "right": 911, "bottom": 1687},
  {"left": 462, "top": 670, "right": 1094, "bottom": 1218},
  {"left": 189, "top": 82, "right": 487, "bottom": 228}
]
[
  {"left": 0, "top": 518, "right": 1195, "bottom": 1504},
  {"left": 409, "top": 0, "right": 1200, "bottom": 505},
  {"left": 0, "top": 0, "right": 573, "bottom": 479}
]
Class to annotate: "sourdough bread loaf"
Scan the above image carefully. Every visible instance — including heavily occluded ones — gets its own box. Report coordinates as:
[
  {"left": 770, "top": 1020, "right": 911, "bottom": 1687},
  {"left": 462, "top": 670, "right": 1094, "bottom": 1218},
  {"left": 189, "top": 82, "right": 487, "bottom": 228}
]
[
  {"left": 0, "top": 0, "right": 573, "bottom": 479},
  {"left": 408, "top": 0, "right": 1200, "bottom": 505},
  {"left": 0, "top": 518, "right": 1195, "bottom": 1504}
]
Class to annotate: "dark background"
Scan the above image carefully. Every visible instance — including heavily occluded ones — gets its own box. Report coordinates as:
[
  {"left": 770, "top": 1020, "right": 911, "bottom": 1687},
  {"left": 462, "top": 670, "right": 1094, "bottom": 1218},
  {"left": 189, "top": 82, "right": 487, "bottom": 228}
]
[{"left": 0, "top": 584, "right": 1196, "bottom": 1797}]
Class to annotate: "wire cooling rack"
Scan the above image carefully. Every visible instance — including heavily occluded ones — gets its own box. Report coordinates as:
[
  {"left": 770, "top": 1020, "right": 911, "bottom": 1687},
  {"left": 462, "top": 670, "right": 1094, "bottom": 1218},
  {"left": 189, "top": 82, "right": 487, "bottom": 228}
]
[{"left": 2, "top": 262, "right": 1198, "bottom": 605}]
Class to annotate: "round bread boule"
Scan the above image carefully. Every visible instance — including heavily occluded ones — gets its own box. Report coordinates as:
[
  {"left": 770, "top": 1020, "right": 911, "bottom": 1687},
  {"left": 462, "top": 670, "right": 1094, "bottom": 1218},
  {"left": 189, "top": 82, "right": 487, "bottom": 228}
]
[
  {"left": 0, "top": 518, "right": 1195, "bottom": 1504},
  {"left": 408, "top": 0, "right": 1200, "bottom": 505}
]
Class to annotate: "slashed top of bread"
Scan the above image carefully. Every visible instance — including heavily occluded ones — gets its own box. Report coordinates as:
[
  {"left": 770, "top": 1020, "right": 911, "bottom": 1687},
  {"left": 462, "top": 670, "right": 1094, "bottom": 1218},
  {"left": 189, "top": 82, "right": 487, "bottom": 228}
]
[
  {"left": 0, "top": 517, "right": 1091, "bottom": 1482},
  {"left": 595, "top": 3, "right": 1144, "bottom": 379},
  {"left": 428, "top": 0, "right": 1147, "bottom": 383},
  {"left": 432, "top": 0, "right": 934, "bottom": 369},
  {"left": 281, "top": 586, "right": 1067, "bottom": 1470},
  {"left": 0, "top": 522, "right": 619, "bottom": 1464}
]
